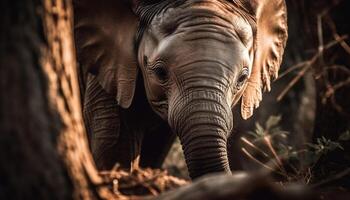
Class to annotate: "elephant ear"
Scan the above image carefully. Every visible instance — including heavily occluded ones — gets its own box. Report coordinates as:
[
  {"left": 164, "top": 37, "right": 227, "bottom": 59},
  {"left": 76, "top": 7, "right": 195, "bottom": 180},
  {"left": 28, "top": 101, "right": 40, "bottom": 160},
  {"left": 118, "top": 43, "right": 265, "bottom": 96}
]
[
  {"left": 74, "top": 0, "right": 140, "bottom": 108},
  {"left": 240, "top": 0, "right": 288, "bottom": 119}
]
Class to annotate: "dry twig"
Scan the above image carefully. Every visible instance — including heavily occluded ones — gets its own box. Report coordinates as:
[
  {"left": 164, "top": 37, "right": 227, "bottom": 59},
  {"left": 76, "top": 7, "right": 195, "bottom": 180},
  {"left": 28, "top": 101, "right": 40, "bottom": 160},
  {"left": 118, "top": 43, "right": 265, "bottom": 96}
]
[
  {"left": 277, "top": 35, "right": 348, "bottom": 101},
  {"left": 99, "top": 166, "right": 188, "bottom": 198}
]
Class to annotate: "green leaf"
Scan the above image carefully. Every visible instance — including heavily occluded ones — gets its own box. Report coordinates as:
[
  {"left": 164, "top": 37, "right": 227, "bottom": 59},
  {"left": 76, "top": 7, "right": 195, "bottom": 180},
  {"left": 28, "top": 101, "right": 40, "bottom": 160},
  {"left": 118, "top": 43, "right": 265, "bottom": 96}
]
[
  {"left": 306, "top": 143, "right": 318, "bottom": 149},
  {"left": 266, "top": 115, "right": 282, "bottom": 129},
  {"left": 255, "top": 123, "right": 265, "bottom": 136}
]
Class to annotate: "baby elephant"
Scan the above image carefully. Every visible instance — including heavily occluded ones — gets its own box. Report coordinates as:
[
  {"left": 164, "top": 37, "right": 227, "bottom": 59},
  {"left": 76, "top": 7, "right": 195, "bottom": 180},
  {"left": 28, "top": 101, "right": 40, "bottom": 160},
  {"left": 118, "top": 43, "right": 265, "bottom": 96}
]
[{"left": 74, "top": 0, "right": 288, "bottom": 179}]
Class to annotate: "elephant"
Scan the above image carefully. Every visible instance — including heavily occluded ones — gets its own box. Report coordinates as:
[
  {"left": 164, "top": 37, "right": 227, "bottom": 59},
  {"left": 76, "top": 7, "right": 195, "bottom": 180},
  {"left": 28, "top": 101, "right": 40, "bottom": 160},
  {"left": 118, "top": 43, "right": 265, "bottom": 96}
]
[{"left": 73, "top": 0, "right": 288, "bottom": 179}]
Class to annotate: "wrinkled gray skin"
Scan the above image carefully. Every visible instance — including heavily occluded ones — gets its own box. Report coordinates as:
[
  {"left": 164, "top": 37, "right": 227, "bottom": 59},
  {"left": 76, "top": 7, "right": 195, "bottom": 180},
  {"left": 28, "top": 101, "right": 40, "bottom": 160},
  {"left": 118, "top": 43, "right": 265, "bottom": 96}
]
[
  {"left": 138, "top": 2, "right": 253, "bottom": 178},
  {"left": 75, "top": 0, "right": 287, "bottom": 179}
]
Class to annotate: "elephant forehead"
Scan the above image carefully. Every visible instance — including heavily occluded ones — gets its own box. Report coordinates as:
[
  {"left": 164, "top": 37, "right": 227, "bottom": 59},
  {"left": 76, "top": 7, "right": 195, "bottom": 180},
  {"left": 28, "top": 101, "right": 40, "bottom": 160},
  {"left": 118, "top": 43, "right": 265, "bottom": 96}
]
[
  {"left": 150, "top": 1, "right": 254, "bottom": 47},
  {"left": 171, "top": 43, "right": 243, "bottom": 66},
  {"left": 153, "top": 2, "right": 235, "bottom": 27},
  {"left": 151, "top": 31, "right": 249, "bottom": 69}
]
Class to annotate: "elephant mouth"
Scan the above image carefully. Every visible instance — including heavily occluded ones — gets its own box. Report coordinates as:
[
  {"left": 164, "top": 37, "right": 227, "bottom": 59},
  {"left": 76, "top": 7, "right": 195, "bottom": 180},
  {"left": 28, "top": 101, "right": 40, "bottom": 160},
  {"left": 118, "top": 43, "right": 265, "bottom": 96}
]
[
  {"left": 150, "top": 100, "right": 167, "bottom": 108},
  {"left": 150, "top": 100, "right": 168, "bottom": 118}
]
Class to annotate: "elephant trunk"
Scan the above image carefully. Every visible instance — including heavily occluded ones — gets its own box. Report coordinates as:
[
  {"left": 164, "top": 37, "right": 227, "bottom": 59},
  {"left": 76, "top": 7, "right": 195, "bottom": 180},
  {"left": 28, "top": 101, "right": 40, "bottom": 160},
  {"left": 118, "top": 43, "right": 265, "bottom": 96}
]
[{"left": 169, "top": 90, "right": 233, "bottom": 179}]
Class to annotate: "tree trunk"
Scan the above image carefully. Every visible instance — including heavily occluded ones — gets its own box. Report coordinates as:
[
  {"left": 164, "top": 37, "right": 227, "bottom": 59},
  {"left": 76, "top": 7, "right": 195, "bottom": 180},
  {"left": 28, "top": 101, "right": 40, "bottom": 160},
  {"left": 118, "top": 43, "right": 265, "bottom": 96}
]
[
  {"left": 0, "top": 0, "right": 343, "bottom": 199},
  {"left": 0, "top": 0, "right": 113, "bottom": 199}
]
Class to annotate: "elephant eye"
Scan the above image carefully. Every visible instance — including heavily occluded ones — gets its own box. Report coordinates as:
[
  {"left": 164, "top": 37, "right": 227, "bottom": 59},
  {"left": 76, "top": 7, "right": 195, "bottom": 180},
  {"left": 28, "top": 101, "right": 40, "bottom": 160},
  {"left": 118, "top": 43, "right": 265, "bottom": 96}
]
[
  {"left": 236, "top": 67, "right": 249, "bottom": 89},
  {"left": 153, "top": 62, "right": 169, "bottom": 83}
]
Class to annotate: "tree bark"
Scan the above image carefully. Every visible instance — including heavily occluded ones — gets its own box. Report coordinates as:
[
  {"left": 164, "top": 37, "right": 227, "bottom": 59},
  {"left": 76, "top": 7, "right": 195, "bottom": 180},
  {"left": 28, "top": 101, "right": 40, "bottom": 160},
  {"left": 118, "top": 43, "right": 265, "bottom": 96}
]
[
  {"left": 0, "top": 0, "right": 113, "bottom": 199},
  {"left": 1, "top": 0, "right": 344, "bottom": 199},
  {"left": 154, "top": 173, "right": 313, "bottom": 200}
]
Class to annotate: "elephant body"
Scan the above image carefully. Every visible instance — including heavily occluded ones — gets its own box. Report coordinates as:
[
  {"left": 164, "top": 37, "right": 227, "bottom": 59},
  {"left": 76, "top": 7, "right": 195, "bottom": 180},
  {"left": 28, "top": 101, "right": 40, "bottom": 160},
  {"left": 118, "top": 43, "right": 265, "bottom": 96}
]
[
  {"left": 74, "top": 0, "right": 288, "bottom": 179},
  {"left": 82, "top": 73, "right": 174, "bottom": 169}
]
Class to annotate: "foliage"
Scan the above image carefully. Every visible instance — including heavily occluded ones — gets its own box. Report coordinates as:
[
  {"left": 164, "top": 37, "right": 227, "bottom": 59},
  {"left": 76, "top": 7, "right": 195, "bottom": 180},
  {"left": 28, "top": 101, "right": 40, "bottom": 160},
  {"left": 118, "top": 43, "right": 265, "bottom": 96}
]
[{"left": 241, "top": 115, "right": 350, "bottom": 185}]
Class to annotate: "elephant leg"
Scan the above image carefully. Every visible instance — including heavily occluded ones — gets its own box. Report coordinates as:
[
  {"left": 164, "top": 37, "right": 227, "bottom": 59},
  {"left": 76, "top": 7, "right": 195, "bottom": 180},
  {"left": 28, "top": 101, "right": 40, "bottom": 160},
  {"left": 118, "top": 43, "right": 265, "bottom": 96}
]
[
  {"left": 140, "top": 123, "right": 175, "bottom": 168},
  {"left": 83, "top": 74, "right": 123, "bottom": 170}
]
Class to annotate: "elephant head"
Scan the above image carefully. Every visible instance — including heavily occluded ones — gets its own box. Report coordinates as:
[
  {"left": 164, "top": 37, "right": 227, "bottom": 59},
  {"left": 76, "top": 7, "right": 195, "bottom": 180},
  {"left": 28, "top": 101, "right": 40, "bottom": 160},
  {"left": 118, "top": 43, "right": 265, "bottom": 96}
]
[{"left": 75, "top": 0, "right": 288, "bottom": 179}]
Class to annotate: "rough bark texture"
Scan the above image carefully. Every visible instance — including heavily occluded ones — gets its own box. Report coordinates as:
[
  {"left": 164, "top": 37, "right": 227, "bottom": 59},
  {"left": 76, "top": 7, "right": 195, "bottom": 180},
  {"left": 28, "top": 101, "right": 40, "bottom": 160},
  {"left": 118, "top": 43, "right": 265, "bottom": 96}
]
[
  {"left": 155, "top": 173, "right": 314, "bottom": 200},
  {"left": 0, "top": 0, "right": 113, "bottom": 199},
  {"left": 1, "top": 0, "right": 346, "bottom": 199},
  {"left": 0, "top": 0, "right": 267, "bottom": 199}
]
